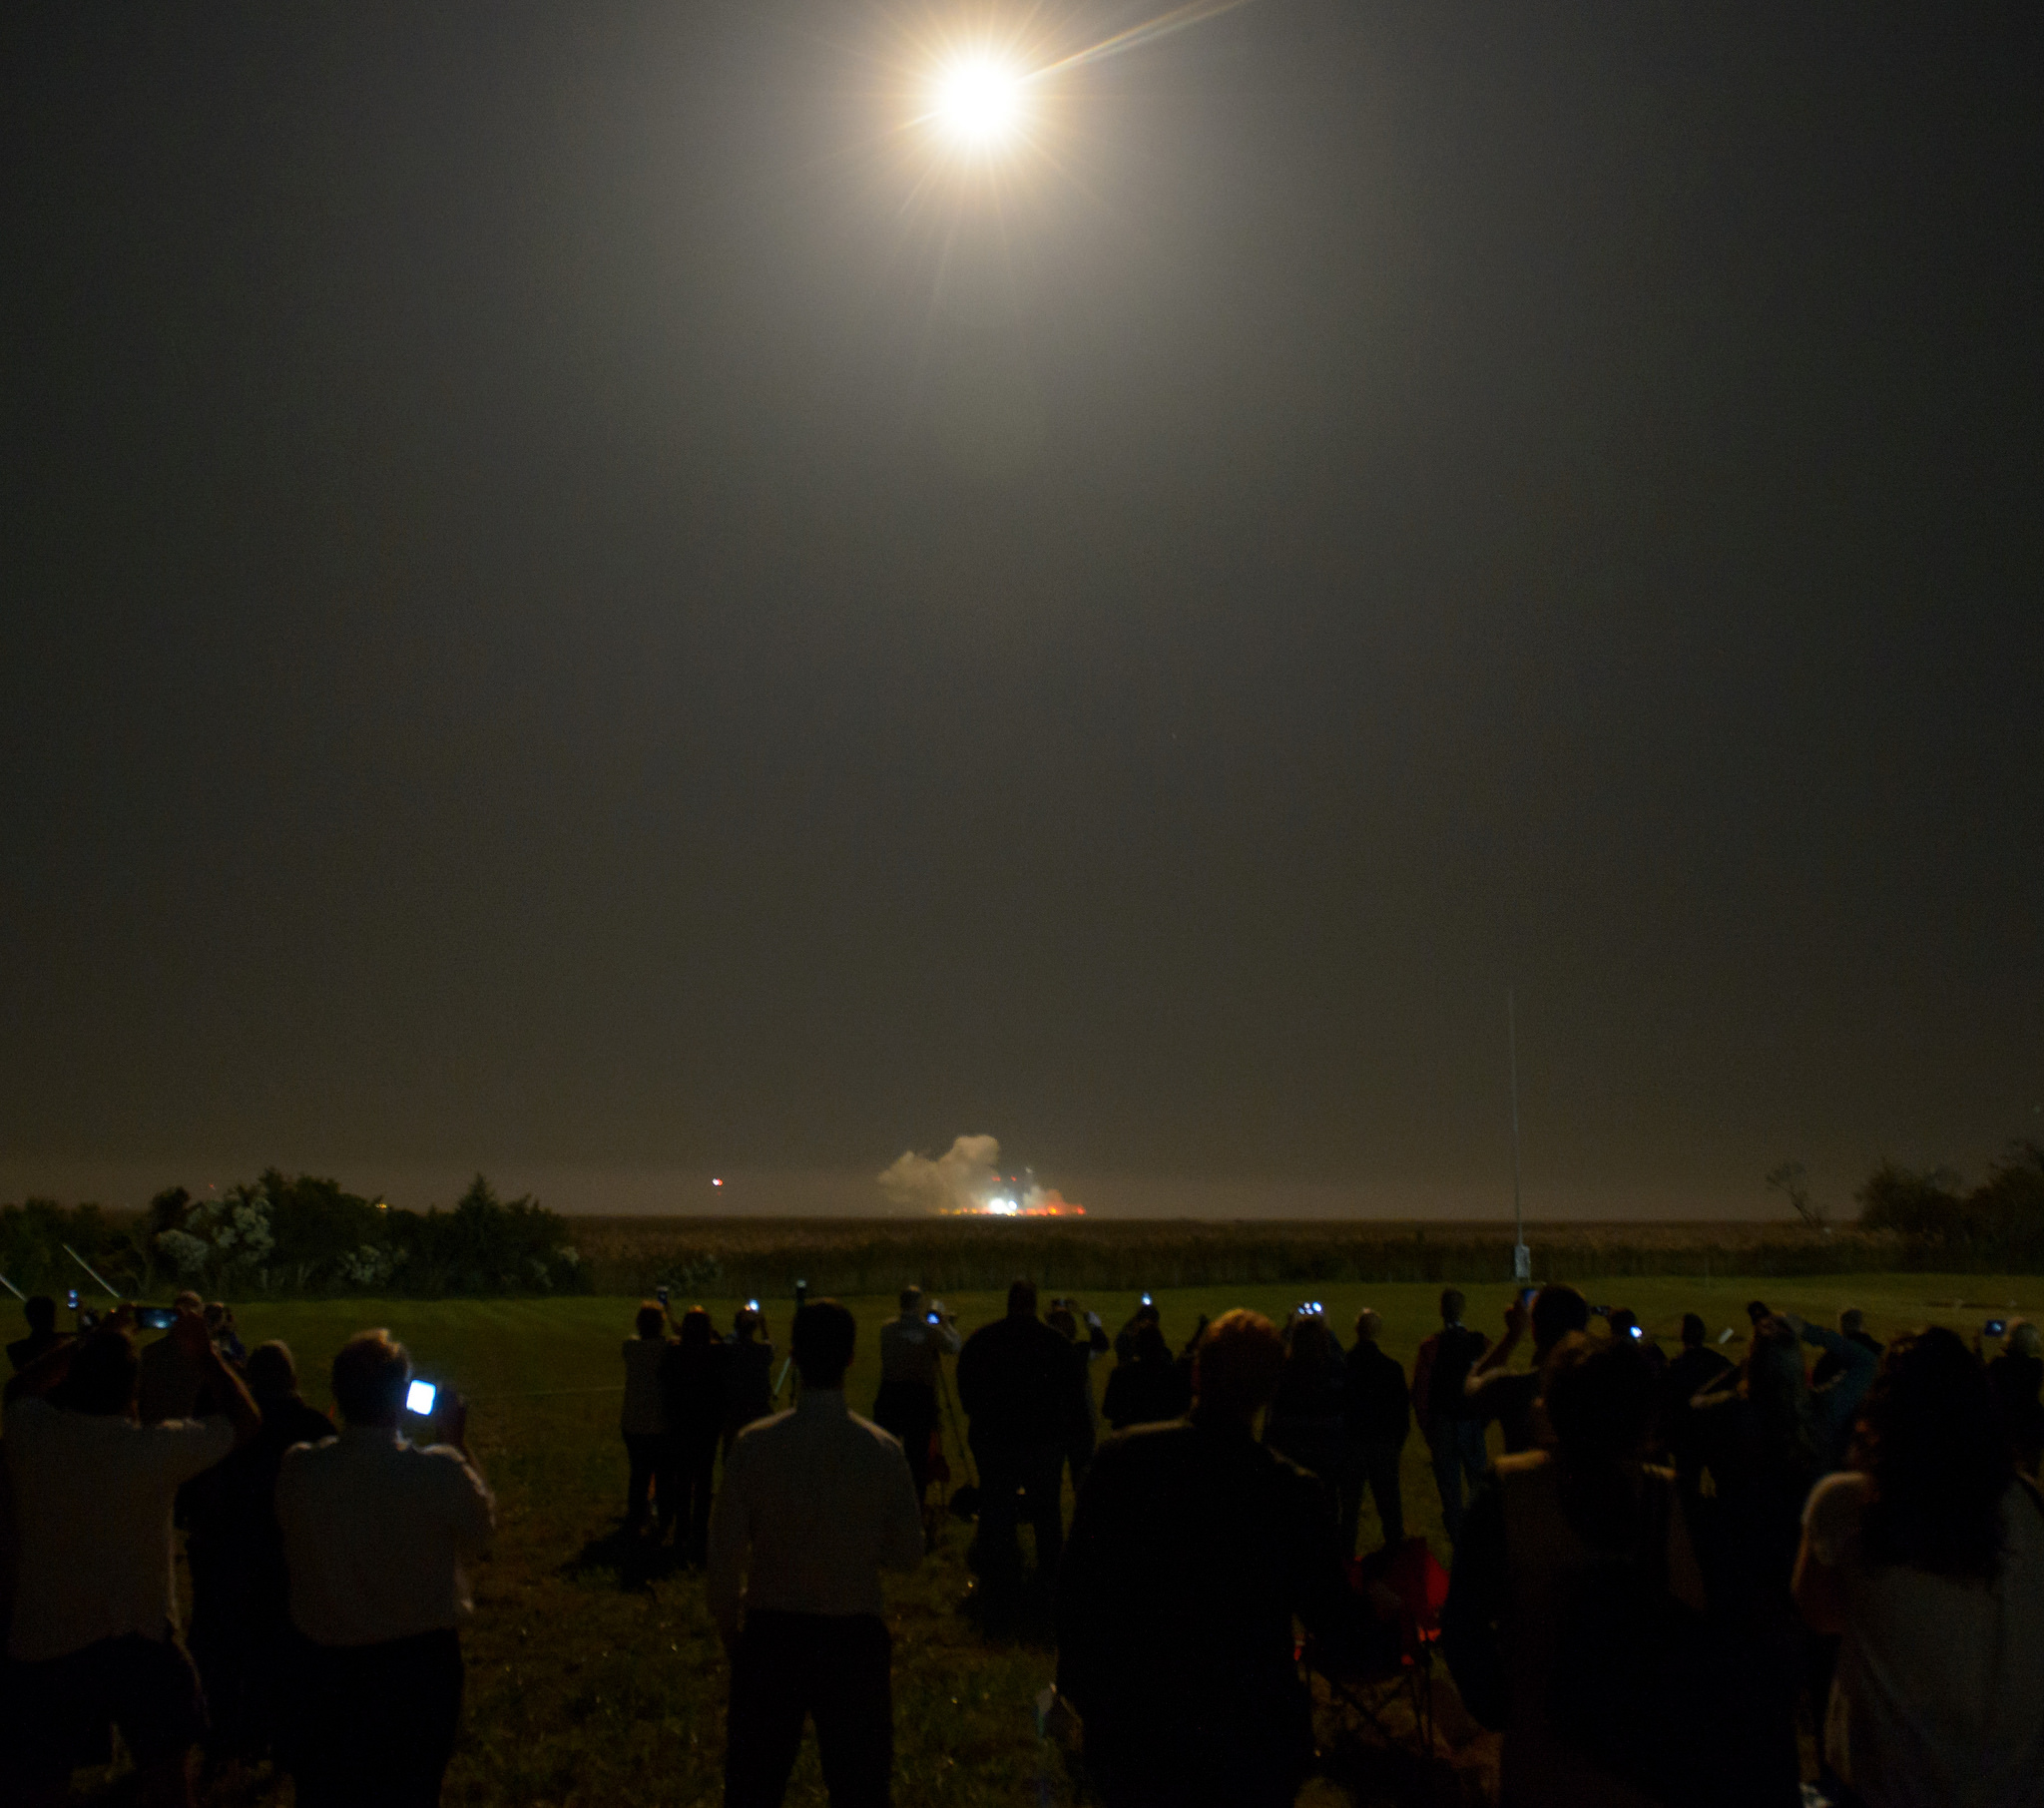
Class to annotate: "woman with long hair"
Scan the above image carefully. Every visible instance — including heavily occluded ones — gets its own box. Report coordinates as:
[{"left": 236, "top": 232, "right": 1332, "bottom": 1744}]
[
  {"left": 1441, "top": 1333, "right": 1722, "bottom": 1807},
  {"left": 1262, "top": 1311, "right": 1346, "bottom": 1497},
  {"left": 1793, "top": 1328, "right": 2044, "bottom": 1808}
]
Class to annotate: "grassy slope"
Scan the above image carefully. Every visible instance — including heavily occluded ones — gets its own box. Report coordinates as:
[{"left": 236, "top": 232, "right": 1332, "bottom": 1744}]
[{"left": 174, "top": 1273, "right": 2029, "bottom": 1807}]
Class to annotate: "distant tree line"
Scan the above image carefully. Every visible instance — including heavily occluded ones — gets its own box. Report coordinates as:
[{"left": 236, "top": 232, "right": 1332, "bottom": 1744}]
[
  {"left": 0, "top": 1171, "right": 586, "bottom": 1301},
  {"left": 1855, "top": 1141, "right": 2044, "bottom": 1267}
]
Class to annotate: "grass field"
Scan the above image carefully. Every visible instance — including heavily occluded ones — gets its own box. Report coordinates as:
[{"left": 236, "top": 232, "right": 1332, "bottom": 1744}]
[{"left": 84, "top": 1272, "right": 2038, "bottom": 1806}]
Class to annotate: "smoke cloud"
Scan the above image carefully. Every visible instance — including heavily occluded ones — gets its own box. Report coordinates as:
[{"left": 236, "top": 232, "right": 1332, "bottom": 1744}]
[{"left": 877, "top": 1134, "right": 1004, "bottom": 1216}]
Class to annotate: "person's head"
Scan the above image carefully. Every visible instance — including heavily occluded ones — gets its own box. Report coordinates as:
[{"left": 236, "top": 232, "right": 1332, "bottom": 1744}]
[
  {"left": 1191, "top": 1310, "right": 1285, "bottom": 1424},
  {"left": 1134, "top": 1300, "right": 1160, "bottom": 1327},
  {"left": 204, "top": 1301, "right": 227, "bottom": 1331},
  {"left": 1007, "top": 1278, "right": 1038, "bottom": 1319},
  {"left": 172, "top": 1289, "right": 204, "bottom": 1314},
  {"left": 1839, "top": 1307, "right": 1865, "bottom": 1337},
  {"left": 635, "top": 1302, "right": 666, "bottom": 1339},
  {"left": 246, "top": 1340, "right": 297, "bottom": 1403},
  {"left": 898, "top": 1286, "right": 924, "bottom": 1316},
  {"left": 1353, "top": 1308, "right": 1382, "bottom": 1345},
  {"left": 1530, "top": 1285, "right": 1591, "bottom": 1355},
  {"left": 1680, "top": 1312, "right": 1707, "bottom": 1349},
  {"left": 1855, "top": 1327, "right": 2011, "bottom": 1581},
  {"left": 678, "top": 1306, "right": 714, "bottom": 1350},
  {"left": 68, "top": 1327, "right": 141, "bottom": 1416},
  {"left": 1287, "top": 1314, "right": 1333, "bottom": 1370},
  {"left": 23, "top": 1295, "right": 55, "bottom": 1335},
  {"left": 1440, "top": 1289, "right": 1466, "bottom": 1326},
  {"left": 330, "top": 1329, "right": 410, "bottom": 1428},
  {"left": 733, "top": 1306, "right": 762, "bottom": 1343},
  {"left": 2009, "top": 1320, "right": 2043, "bottom": 1360},
  {"left": 1540, "top": 1333, "right": 1656, "bottom": 1466},
  {"left": 791, "top": 1299, "right": 855, "bottom": 1390},
  {"left": 1744, "top": 1317, "right": 1816, "bottom": 1469},
  {"left": 1046, "top": 1307, "right": 1079, "bottom": 1342},
  {"left": 1132, "top": 1322, "right": 1171, "bottom": 1364},
  {"left": 1608, "top": 1307, "right": 1641, "bottom": 1344}
]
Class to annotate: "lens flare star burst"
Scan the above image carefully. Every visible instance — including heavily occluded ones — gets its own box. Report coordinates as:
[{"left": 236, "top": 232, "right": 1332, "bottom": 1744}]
[{"left": 921, "top": 52, "right": 1032, "bottom": 155}]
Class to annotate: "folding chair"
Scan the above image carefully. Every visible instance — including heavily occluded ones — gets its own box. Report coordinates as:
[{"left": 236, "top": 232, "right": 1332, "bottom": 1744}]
[{"left": 1303, "top": 1535, "right": 1451, "bottom": 1757}]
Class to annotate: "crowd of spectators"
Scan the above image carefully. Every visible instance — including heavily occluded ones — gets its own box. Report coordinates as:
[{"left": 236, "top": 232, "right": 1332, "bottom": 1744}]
[
  {"left": 0, "top": 1297, "right": 491, "bottom": 1806},
  {"left": 5, "top": 1275, "right": 2041, "bottom": 1808}
]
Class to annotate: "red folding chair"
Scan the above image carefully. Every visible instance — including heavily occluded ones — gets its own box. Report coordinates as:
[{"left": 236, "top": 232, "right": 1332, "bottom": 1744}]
[{"left": 1304, "top": 1535, "right": 1451, "bottom": 1756}]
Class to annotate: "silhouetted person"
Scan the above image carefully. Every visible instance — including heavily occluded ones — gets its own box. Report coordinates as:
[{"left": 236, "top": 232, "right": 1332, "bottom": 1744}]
[
  {"left": 956, "top": 1279, "right": 1088, "bottom": 1604},
  {"left": 1793, "top": 1328, "right": 2044, "bottom": 1808},
  {"left": 1811, "top": 1306, "right": 1883, "bottom": 1390},
  {"left": 1057, "top": 1309, "right": 1364, "bottom": 1808},
  {"left": 1100, "top": 1322, "right": 1190, "bottom": 1431},
  {"left": 1985, "top": 1319, "right": 2044, "bottom": 1474},
  {"left": 710, "top": 1299, "right": 923, "bottom": 1808},
  {"left": 1689, "top": 1313, "right": 1873, "bottom": 1805},
  {"left": 1658, "top": 1312, "right": 1733, "bottom": 1486},
  {"left": 1262, "top": 1310, "right": 1346, "bottom": 1498},
  {"left": 871, "top": 1288, "right": 958, "bottom": 1508},
  {"left": 277, "top": 1329, "right": 493, "bottom": 1808},
  {"left": 1606, "top": 1308, "right": 1667, "bottom": 1381},
  {"left": 663, "top": 1306, "right": 728, "bottom": 1564},
  {"left": 1442, "top": 1334, "right": 1722, "bottom": 1808},
  {"left": 1465, "top": 1286, "right": 1592, "bottom": 1456},
  {"left": 1338, "top": 1307, "right": 1409, "bottom": 1554},
  {"left": 725, "top": 1306, "right": 776, "bottom": 1446},
  {"left": 621, "top": 1302, "right": 674, "bottom": 1538},
  {"left": 1413, "top": 1288, "right": 1490, "bottom": 1538},
  {"left": 3, "top": 1305, "right": 257, "bottom": 1808},
  {"left": 137, "top": 1290, "right": 209, "bottom": 1425},
  {"left": 1046, "top": 1300, "right": 1110, "bottom": 1492},
  {"left": 185, "top": 1340, "right": 335, "bottom": 1761},
  {"left": 1113, "top": 1298, "right": 1163, "bottom": 1364},
  {"left": 203, "top": 1302, "right": 246, "bottom": 1366},
  {"left": 7, "top": 1295, "right": 64, "bottom": 1373}
]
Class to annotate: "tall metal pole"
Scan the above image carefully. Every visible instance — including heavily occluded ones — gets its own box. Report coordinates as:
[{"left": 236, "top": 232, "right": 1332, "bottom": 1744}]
[{"left": 1509, "top": 988, "right": 1529, "bottom": 1281}]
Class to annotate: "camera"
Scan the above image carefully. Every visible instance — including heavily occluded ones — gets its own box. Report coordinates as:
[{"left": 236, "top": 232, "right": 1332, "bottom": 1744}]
[
  {"left": 405, "top": 1379, "right": 438, "bottom": 1417},
  {"left": 1296, "top": 1300, "right": 1323, "bottom": 1317}
]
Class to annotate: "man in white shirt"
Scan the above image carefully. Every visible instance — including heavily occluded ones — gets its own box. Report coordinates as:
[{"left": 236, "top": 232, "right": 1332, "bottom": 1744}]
[
  {"left": 275, "top": 1328, "right": 494, "bottom": 1808},
  {"left": 709, "top": 1299, "right": 925, "bottom": 1808},
  {"left": 3, "top": 1304, "right": 258, "bottom": 1808}
]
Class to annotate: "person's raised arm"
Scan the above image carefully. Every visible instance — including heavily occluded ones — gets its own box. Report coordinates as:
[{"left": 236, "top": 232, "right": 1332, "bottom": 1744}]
[
  {"left": 170, "top": 1307, "right": 259, "bottom": 1450},
  {"left": 429, "top": 1392, "right": 495, "bottom": 1544},
  {"left": 3, "top": 1330, "right": 75, "bottom": 1407},
  {"left": 1467, "top": 1302, "right": 1527, "bottom": 1389}
]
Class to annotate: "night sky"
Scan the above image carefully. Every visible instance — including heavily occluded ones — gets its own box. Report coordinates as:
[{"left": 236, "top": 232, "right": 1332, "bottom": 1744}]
[{"left": 4, "top": 3, "right": 2040, "bottom": 1218}]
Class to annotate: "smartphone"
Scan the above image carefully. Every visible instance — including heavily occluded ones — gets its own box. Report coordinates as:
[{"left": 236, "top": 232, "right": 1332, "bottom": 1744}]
[
  {"left": 135, "top": 1306, "right": 179, "bottom": 1330},
  {"left": 66, "top": 1288, "right": 79, "bottom": 1311},
  {"left": 657, "top": 1285, "right": 670, "bottom": 1305},
  {"left": 1518, "top": 1286, "right": 1538, "bottom": 1308},
  {"left": 405, "top": 1379, "right": 438, "bottom": 1416},
  {"left": 1628, "top": 1323, "right": 1645, "bottom": 1341},
  {"left": 1985, "top": 1318, "right": 2008, "bottom": 1338},
  {"left": 926, "top": 1311, "right": 941, "bottom": 1326},
  {"left": 794, "top": 1279, "right": 808, "bottom": 1309},
  {"left": 1140, "top": 1292, "right": 1153, "bottom": 1308},
  {"left": 746, "top": 1298, "right": 761, "bottom": 1313}
]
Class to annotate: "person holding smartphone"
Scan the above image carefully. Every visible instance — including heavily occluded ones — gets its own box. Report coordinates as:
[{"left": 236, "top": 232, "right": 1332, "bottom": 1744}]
[
  {"left": 275, "top": 1329, "right": 494, "bottom": 1807},
  {"left": 621, "top": 1301, "right": 675, "bottom": 1540}
]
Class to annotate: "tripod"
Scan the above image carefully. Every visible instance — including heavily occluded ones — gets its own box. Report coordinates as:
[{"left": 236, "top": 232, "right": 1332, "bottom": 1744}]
[{"left": 935, "top": 1359, "right": 981, "bottom": 1519}]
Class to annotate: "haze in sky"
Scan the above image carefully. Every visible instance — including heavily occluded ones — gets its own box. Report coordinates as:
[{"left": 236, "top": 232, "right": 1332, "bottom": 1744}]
[{"left": 3, "top": 4, "right": 2039, "bottom": 1220}]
